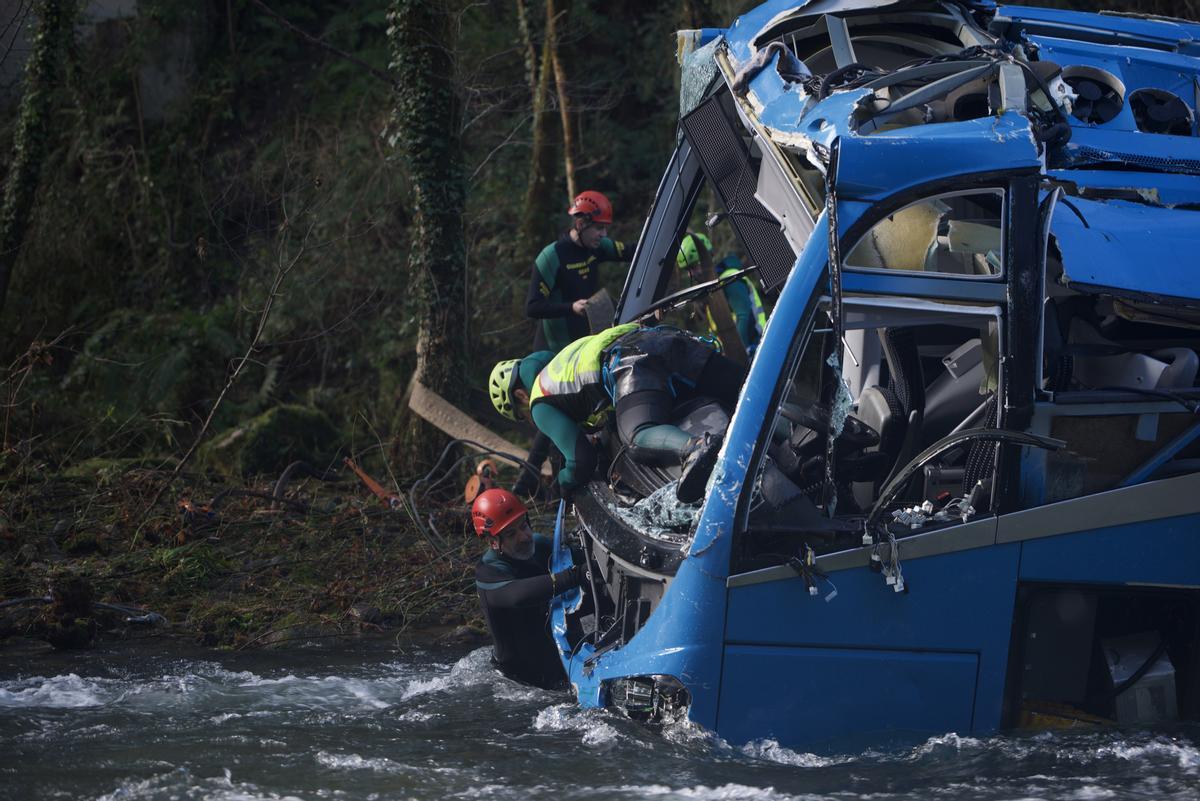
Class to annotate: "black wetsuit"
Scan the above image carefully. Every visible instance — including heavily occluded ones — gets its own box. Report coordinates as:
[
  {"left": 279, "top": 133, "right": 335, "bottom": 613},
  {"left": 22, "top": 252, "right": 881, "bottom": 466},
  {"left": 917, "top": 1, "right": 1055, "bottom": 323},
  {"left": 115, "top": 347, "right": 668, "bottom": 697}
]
[
  {"left": 525, "top": 234, "right": 628, "bottom": 351},
  {"left": 474, "top": 534, "right": 582, "bottom": 689}
]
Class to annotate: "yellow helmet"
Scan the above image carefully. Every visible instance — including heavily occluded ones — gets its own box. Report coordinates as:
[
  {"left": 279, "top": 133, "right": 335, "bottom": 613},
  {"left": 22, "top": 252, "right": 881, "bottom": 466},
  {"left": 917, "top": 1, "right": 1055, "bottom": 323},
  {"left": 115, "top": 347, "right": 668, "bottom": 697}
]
[
  {"left": 677, "top": 232, "right": 712, "bottom": 270},
  {"left": 489, "top": 359, "right": 521, "bottom": 421}
]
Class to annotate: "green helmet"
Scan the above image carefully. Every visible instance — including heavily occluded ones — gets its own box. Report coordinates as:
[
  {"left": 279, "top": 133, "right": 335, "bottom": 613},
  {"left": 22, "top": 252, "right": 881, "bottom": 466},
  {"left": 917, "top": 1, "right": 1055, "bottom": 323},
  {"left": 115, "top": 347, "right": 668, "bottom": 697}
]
[
  {"left": 489, "top": 359, "right": 522, "bottom": 421},
  {"left": 676, "top": 232, "right": 712, "bottom": 270}
]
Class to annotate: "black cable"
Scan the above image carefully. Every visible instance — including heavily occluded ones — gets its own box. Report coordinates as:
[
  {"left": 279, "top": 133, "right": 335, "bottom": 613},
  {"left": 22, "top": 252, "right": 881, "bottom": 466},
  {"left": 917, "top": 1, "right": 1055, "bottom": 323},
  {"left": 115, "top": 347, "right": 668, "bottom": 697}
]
[
  {"left": 1097, "top": 385, "right": 1199, "bottom": 413},
  {"left": 404, "top": 439, "right": 544, "bottom": 557},
  {"left": 605, "top": 442, "right": 633, "bottom": 488},
  {"left": 818, "top": 61, "right": 879, "bottom": 100},
  {"left": 409, "top": 439, "right": 539, "bottom": 499}
]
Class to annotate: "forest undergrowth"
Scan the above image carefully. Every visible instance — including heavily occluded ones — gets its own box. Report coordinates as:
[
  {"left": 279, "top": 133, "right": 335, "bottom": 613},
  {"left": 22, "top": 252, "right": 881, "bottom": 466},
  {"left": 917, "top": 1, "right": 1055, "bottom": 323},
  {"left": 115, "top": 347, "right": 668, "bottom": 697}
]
[{"left": 0, "top": 443, "right": 562, "bottom": 650}]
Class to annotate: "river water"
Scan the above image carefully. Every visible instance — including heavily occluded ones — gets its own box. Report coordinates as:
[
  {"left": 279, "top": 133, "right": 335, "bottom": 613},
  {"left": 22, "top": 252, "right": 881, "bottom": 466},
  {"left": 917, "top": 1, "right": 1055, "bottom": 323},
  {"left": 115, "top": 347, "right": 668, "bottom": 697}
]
[{"left": 1, "top": 640, "right": 1198, "bottom": 801}]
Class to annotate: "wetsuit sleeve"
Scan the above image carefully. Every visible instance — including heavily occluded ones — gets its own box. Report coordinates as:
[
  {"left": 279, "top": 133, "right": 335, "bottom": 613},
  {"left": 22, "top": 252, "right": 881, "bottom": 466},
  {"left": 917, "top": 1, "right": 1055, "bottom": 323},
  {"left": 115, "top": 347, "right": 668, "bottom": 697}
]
[
  {"left": 518, "top": 351, "right": 554, "bottom": 392},
  {"left": 526, "top": 249, "right": 572, "bottom": 319},
  {"left": 476, "top": 566, "right": 583, "bottom": 608},
  {"left": 600, "top": 238, "right": 629, "bottom": 262},
  {"left": 531, "top": 402, "right": 597, "bottom": 493},
  {"left": 723, "top": 280, "right": 756, "bottom": 349}
]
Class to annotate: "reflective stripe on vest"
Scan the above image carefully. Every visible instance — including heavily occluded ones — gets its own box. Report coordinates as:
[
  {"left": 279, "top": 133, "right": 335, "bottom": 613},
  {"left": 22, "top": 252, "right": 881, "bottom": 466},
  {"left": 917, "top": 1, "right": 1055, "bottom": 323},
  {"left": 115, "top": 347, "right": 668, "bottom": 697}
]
[{"left": 530, "top": 323, "right": 639, "bottom": 422}]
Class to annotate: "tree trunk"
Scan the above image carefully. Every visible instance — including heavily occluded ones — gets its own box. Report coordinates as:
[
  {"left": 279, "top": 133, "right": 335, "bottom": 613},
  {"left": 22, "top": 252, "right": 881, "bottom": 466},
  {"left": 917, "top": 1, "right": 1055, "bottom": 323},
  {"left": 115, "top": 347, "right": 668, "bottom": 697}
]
[
  {"left": 518, "top": 0, "right": 557, "bottom": 254},
  {"left": 514, "top": 0, "right": 538, "bottom": 97},
  {"left": 388, "top": 0, "right": 468, "bottom": 467},
  {"left": 546, "top": 0, "right": 576, "bottom": 202},
  {"left": 0, "top": 0, "right": 74, "bottom": 319}
]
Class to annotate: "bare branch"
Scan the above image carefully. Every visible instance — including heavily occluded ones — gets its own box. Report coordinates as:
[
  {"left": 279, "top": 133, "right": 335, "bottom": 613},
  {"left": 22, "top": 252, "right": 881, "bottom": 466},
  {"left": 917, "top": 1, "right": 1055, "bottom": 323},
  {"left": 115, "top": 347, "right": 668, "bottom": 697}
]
[
  {"left": 0, "top": 0, "right": 32, "bottom": 74},
  {"left": 248, "top": 0, "right": 394, "bottom": 87},
  {"left": 136, "top": 205, "right": 318, "bottom": 533}
]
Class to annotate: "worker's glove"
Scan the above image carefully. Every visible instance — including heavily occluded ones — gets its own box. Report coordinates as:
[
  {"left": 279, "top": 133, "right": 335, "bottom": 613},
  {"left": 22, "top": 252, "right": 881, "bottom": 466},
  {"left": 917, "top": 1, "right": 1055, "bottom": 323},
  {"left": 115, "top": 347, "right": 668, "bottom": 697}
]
[{"left": 551, "top": 564, "right": 585, "bottom": 594}]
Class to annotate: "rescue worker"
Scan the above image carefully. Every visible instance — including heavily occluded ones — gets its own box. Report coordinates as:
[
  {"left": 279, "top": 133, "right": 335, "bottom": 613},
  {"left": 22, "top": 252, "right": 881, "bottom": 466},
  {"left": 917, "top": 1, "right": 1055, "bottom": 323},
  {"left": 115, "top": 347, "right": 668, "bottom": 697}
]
[
  {"left": 677, "top": 232, "right": 768, "bottom": 356},
  {"left": 525, "top": 190, "right": 630, "bottom": 352},
  {"left": 515, "top": 190, "right": 629, "bottom": 497},
  {"left": 490, "top": 323, "right": 746, "bottom": 503},
  {"left": 472, "top": 488, "right": 584, "bottom": 689},
  {"left": 493, "top": 352, "right": 554, "bottom": 498}
]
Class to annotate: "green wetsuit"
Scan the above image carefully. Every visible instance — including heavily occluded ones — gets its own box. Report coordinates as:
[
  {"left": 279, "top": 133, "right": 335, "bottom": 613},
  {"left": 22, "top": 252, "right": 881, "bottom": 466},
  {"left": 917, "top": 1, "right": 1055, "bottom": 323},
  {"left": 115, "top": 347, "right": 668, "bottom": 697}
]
[{"left": 525, "top": 234, "right": 628, "bottom": 351}]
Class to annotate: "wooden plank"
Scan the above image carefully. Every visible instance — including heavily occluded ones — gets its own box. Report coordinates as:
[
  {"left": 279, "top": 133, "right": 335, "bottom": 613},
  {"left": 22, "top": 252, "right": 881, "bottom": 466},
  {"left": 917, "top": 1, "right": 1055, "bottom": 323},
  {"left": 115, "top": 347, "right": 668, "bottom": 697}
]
[{"left": 408, "top": 379, "right": 551, "bottom": 475}]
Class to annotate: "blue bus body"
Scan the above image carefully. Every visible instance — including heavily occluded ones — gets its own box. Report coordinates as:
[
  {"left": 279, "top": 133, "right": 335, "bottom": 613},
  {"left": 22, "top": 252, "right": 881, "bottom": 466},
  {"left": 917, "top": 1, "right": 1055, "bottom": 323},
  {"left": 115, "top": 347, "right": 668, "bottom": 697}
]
[{"left": 549, "top": 0, "right": 1200, "bottom": 752}]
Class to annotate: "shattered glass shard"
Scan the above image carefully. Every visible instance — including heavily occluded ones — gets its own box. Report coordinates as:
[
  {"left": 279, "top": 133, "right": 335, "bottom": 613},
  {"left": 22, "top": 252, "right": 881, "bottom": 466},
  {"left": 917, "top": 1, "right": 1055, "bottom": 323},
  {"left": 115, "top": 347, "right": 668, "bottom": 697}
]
[
  {"left": 608, "top": 482, "right": 700, "bottom": 548},
  {"left": 680, "top": 38, "right": 722, "bottom": 130}
]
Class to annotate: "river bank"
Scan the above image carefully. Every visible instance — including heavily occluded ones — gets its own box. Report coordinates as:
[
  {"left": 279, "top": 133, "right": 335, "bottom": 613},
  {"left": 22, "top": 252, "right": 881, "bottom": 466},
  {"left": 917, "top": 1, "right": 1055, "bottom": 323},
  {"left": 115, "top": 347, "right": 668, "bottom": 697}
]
[{"left": 0, "top": 464, "right": 510, "bottom": 652}]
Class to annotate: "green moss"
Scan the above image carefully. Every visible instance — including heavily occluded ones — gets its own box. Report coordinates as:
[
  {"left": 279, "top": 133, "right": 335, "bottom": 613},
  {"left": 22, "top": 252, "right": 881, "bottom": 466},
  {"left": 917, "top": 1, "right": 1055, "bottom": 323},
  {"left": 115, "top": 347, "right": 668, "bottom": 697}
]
[
  {"left": 199, "top": 404, "right": 341, "bottom": 478},
  {"left": 192, "top": 601, "right": 257, "bottom": 647},
  {"left": 153, "top": 543, "right": 225, "bottom": 592},
  {"left": 60, "top": 457, "right": 148, "bottom": 483}
]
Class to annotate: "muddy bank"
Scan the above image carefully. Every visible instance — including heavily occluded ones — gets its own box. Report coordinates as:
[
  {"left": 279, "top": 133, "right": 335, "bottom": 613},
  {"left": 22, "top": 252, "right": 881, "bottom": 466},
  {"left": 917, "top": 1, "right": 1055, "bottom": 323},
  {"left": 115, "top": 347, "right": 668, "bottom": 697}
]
[{"left": 0, "top": 465, "right": 495, "bottom": 652}]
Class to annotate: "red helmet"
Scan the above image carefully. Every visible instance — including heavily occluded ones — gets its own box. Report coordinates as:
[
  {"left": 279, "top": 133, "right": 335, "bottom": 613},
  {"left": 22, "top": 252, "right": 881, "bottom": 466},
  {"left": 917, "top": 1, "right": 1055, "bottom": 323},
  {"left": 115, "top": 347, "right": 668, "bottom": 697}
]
[
  {"left": 568, "top": 190, "right": 613, "bottom": 225},
  {"left": 471, "top": 488, "right": 527, "bottom": 538}
]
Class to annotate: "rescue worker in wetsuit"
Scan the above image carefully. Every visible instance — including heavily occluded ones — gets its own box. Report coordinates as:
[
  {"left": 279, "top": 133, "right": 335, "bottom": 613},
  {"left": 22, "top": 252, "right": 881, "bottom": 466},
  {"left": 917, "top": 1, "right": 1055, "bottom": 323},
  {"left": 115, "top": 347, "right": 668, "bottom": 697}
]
[
  {"left": 490, "top": 351, "right": 554, "bottom": 496},
  {"left": 490, "top": 323, "right": 746, "bottom": 503},
  {"left": 514, "top": 190, "right": 630, "bottom": 497},
  {"left": 472, "top": 488, "right": 584, "bottom": 689},
  {"left": 677, "top": 232, "right": 768, "bottom": 356},
  {"left": 525, "top": 190, "right": 629, "bottom": 352}
]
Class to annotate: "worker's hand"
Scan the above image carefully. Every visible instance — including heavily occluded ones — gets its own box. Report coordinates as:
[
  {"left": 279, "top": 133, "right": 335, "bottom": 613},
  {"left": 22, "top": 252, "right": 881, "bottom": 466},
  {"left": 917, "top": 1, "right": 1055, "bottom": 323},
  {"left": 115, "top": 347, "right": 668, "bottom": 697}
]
[
  {"left": 571, "top": 298, "right": 588, "bottom": 316},
  {"left": 552, "top": 564, "right": 586, "bottom": 594}
]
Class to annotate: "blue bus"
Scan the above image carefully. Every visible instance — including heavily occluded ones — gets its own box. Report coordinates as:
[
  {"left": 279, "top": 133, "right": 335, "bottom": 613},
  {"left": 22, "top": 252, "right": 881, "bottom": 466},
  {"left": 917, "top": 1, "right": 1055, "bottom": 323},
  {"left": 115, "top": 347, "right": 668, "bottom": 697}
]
[{"left": 548, "top": 0, "right": 1200, "bottom": 753}]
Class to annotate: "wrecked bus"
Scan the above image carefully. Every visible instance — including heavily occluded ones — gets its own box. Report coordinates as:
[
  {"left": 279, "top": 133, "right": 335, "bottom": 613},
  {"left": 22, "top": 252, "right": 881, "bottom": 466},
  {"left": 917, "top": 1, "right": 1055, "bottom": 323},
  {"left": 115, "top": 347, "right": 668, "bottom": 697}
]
[{"left": 546, "top": 0, "right": 1200, "bottom": 751}]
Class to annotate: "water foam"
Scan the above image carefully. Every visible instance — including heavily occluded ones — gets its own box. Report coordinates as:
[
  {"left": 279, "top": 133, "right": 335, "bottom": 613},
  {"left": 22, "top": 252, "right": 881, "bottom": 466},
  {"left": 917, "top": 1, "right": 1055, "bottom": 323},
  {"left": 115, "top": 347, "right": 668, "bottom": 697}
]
[
  {"left": 910, "top": 731, "right": 986, "bottom": 758},
  {"left": 661, "top": 716, "right": 716, "bottom": 747},
  {"left": 314, "top": 750, "right": 404, "bottom": 772},
  {"left": 602, "top": 783, "right": 823, "bottom": 800},
  {"left": 401, "top": 647, "right": 495, "bottom": 700},
  {"left": 533, "top": 703, "right": 620, "bottom": 746},
  {"left": 0, "top": 674, "right": 115, "bottom": 708},
  {"left": 234, "top": 670, "right": 399, "bottom": 710},
  {"left": 94, "top": 766, "right": 305, "bottom": 801},
  {"left": 741, "top": 738, "right": 853, "bottom": 768},
  {"left": 1093, "top": 737, "right": 1200, "bottom": 771},
  {"left": 398, "top": 709, "right": 433, "bottom": 722}
]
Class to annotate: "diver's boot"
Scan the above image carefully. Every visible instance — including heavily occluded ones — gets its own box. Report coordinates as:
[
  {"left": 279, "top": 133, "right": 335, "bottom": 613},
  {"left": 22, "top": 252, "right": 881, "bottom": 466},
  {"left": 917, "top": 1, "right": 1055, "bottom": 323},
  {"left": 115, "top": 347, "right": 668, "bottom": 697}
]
[{"left": 677, "top": 432, "right": 724, "bottom": 503}]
